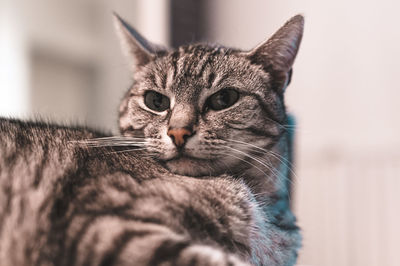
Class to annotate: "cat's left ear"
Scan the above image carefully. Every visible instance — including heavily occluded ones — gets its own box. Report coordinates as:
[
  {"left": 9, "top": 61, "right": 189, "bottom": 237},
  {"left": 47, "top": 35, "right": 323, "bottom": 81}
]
[
  {"left": 246, "top": 15, "right": 304, "bottom": 93},
  {"left": 113, "top": 12, "right": 165, "bottom": 70}
]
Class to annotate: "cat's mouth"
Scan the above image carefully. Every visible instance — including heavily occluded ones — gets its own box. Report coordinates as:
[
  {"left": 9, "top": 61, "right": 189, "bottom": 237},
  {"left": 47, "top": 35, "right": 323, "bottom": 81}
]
[
  {"left": 162, "top": 154, "right": 220, "bottom": 176},
  {"left": 164, "top": 152, "right": 208, "bottom": 164},
  {"left": 165, "top": 154, "right": 201, "bottom": 162}
]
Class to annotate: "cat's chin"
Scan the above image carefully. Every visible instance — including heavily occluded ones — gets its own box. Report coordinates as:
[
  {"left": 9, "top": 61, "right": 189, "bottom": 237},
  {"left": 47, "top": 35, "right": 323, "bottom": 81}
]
[{"left": 164, "top": 157, "right": 222, "bottom": 177}]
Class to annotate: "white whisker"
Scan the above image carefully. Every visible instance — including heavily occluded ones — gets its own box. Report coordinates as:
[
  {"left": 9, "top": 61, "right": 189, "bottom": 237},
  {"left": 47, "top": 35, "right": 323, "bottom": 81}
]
[
  {"left": 70, "top": 135, "right": 149, "bottom": 148},
  {"left": 217, "top": 152, "right": 269, "bottom": 178},
  {"left": 262, "top": 117, "right": 309, "bottom": 133},
  {"left": 107, "top": 148, "right": 149, "bottom": 154},
  {"left": 225, "top": 146, "right": 279, "bottom": 178},
  {"left": 226, "top": 139, "right": 298, "bottom": 180},
  {"left": 267, "top": 151, "right": 298, "bottom": 181}
]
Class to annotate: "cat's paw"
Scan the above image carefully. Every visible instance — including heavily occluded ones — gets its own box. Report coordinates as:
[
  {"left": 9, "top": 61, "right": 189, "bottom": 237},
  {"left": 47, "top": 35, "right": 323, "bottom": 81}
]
[{"left": 175, "top": 244, "right": 250, "bottom": 266}]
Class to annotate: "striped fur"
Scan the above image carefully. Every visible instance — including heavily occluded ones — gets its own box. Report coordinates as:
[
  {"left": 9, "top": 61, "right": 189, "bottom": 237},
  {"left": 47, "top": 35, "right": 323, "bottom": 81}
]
[
  {"left": 0, "top": 15, "right": 304, "bottom": 266},
  {"left": 0, "top": 118, "right": 299, "bottom": 265}
]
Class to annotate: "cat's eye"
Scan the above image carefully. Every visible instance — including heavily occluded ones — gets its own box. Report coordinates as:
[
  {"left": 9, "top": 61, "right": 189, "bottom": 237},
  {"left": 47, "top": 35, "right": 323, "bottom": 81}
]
[
  {"left": 207, "top": 88, "right": 239, "bottom": 111},
  {"left": 144, "top": 91, "right": 170, "bottom": 112}
]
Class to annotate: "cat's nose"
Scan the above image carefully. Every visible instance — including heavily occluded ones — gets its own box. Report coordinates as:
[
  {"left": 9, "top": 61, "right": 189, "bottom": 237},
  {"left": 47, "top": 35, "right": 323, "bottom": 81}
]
[{"left": 167, "top": 127, "right": 193, "bottom": 147}]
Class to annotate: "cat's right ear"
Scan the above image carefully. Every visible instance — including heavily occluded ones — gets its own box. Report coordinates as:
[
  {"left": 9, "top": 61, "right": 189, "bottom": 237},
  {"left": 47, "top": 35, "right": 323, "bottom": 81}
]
[{"left": 113, "top": 13, "right": 159, "bottom": 69}]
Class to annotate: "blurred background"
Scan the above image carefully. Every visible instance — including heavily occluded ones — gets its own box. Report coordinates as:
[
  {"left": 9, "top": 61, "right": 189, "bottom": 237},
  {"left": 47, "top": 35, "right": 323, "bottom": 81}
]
[{"left": 1, "top": 0, "right": 399, "bottom": 265}]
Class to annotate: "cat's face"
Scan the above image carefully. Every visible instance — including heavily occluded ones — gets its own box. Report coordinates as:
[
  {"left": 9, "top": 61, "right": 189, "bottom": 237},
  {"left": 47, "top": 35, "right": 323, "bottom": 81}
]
[{"left": 115, "top": 14, "right": 303, "bottom": 177}]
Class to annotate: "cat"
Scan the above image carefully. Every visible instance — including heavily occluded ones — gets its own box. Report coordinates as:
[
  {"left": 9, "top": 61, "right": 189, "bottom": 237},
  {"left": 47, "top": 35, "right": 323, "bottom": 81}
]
[{"left": 0, "top": 13, "right": 304, "bottom": 266}]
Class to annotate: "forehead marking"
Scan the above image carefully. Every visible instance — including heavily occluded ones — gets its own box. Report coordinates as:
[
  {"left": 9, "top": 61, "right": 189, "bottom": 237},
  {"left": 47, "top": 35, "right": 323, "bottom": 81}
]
[
  {"left": 207, "top": 72, "right": 216, "bottom": 89},
  {"left": 170, "top": 50, "right": 180, "bottom": 81}
]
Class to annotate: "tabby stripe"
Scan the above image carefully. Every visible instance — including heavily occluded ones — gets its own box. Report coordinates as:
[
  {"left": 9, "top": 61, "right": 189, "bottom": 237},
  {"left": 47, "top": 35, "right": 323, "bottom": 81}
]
[
  {"left": 81, "top": 232, "right": 99, "bottom": 266},
  {"left": 192, "top": 51, "right": 209, "bottom": 77},
  {"left": 207, "top": 72, "right": 216, "bottom": 89},
  {"left": 149, "top": 73, "right": 158, "bottom": 89},
  {"left": 65, "top": 213, "right": 168, "bottom": 264},
  {"left": 0, "top": 182, "right": 13, "bottom": 238},
  {"left": 195, "top": 55, "right": 210, "bottom": 78},
  {"left": 213, "top": 73, "right": 230, "bottom": 89},
  {"left": 200, "top": 48, "right": 222, "bottom": 83},
  {"left": 33, "top": 141, "right": 49, "bottom": 188},
  {"left": 175, "top": 50, "right": 187, "bottom": 81},
  {"left": 39, "top": 163, "right": 87, "bottom": 219},
  {"left": 148, "top": 238, "right": 190, "bottom": 265},
  {"left": 247, "top": 92, "right": 285, "bottom": 125},
  {"left": 4, "top": 150, "right": 18, "bottom": 172},
  {"left": 194, "top": 48, "right": 209, "bottom": 72},
  {"left": 17, "top": 197, "right": 26, "bottom": 225},
  {"left": 99, "top": 230, "right": 152, "bottom": 266},
  {"left": 171, "top": 50, "right": 180, "bottom": 80},
  {"left": 183, "top": 53, "right": 197, "bottom": 74},
  {"left": 65, "top": 217, "right": 97, "bottom": 266},
  {"left": 160, "top": 71, "right": 167, "bottom": 90}
]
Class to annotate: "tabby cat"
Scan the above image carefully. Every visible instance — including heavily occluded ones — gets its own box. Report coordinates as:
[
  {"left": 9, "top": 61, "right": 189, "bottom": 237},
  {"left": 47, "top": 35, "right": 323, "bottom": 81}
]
[{"left": 0, "top": 13, "right": 304, "bottom": 266}]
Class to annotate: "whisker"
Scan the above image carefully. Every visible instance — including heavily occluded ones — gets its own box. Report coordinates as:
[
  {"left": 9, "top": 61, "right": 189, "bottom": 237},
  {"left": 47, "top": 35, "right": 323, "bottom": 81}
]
[
  {"left": 261, "top": 117, "right": 309, "bottom": 133},
  {"left": 77, "top": 136, "right": 146, "bottom": 142},
  {"left": 226, "top": 139, "right": 298, "bottom": 180},
  {"left": 263, "top": 117, "right": 290, "bottom": 130},
  {"left": 83, "top": 136, "right": 145, "bottom": 140},
  {"left": 70, "top": 136, "right": 148, "bottom": 148},
  {"left": 225, "top": 145, "right": 294, "bottom": 189},
  {"left": 88, "top": 143, "right": 147, "bottom": 147},
  {"left": 107, "top": 148, "right": 149, "bottom": 154},
  {"left": 224, "top": 146, "right": 281, "bottom": 180},
  {"left": 243, "top": 151, "right": 294, "bottom": 203},
  {"left": 267, "top": 151, "right": 298, "bottom": 181},
  {"left": 250, "top": 152, "right": 293, "bottom": 186},
  {"left": 217, "top": 152, "right": 269, "bottom": 178},
  {"left": 227, "top": 139, "right": 277, "bottom": 156}
]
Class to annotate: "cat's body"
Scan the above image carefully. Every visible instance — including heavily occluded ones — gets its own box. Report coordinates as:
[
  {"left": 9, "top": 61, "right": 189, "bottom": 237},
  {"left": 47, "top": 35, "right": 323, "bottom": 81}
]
[
  {"left": 0, "top": 14, "right": 304, "bottom": 266},
  {"left": 0, "top": 118, "right": 298, "bottom": 266}
]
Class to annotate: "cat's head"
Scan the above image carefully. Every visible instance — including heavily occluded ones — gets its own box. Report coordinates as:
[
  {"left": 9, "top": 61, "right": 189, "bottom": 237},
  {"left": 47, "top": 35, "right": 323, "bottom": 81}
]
[{"left": 114, "top": 14, "right": 303, "bottom": 177}]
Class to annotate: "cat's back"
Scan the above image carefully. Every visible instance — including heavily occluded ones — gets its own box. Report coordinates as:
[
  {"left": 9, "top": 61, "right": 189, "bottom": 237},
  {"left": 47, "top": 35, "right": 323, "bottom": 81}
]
[
  {"left": 0, "top": 118, "right": 166, "bottom": 265},
  {"left": 0, "top": 118, "right": 257, "bottom": 266}
]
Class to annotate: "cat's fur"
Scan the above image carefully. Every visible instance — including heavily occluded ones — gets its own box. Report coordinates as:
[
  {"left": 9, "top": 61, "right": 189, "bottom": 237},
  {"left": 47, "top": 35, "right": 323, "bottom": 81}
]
[{"left": 0, "top": 14, "right": 304, "bottom": 266}]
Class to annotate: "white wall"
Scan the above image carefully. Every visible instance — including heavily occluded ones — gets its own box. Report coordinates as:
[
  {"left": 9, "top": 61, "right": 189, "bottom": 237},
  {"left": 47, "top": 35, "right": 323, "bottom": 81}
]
[
  {"left": 206, "top": 1, "right": 400, "bottom": 265},
  {"left": 0, "top": 1, "right": 29, "bottom": 116}
]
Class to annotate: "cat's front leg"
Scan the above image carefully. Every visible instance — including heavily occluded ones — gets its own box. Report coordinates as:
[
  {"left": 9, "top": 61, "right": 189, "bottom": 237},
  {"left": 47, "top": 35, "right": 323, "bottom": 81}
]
[
  {"left": 115, "top": 233, "right": 251, "bottom": 266},
  {"left": 68, "top": 218, "right": 250, "bottom": 266},
  {"left": 172, "top": 244, "right": 250, "bottom": 266}
]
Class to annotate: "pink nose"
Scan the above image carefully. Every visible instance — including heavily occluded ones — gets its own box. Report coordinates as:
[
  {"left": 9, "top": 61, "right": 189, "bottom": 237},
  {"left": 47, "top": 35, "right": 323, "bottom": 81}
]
[{"left": 167, "top": 128, "right": 193, "bottom": 147}]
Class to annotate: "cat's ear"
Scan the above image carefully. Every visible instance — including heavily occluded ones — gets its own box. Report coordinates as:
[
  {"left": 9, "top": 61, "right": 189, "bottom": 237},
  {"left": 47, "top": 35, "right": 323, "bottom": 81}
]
[
  {"left": 246, "top": 15, "right": 304, "bottom": 93},
  {"left": 113, "top": 13, "right": 162, "bottom": 69}
]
